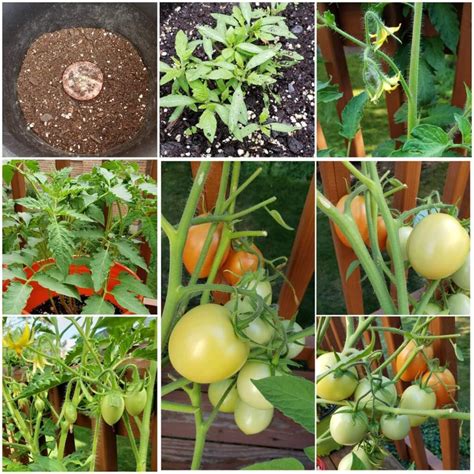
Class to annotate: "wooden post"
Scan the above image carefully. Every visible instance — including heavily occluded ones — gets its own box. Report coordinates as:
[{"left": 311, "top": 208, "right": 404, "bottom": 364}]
[
  {"left": 190, "top": 162, "right": 224, "bottom": 213},
  {"left": 95, "top": 420, "right": 118, "bottom": 471},
  {"left": 442, "top": 161, "right": 470, "bottom": 210}
]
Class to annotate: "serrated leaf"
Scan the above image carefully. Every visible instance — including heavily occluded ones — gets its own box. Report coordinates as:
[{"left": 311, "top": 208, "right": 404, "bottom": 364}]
[
  {"left": 229, "top": 85, "right": 245, "bottom": 132},
  {"left": 339, "top": 91, "right": 368, "bottom": 140},
  {"left": 110, "top": 184, "right": 132, "bottom": 202},
  {"left": 32, "top": 274, "right": 80, "bottom": 300},
  {"left": 420, "top": 104, "right": 463, "bottom": 127},
  {"left": 90, "top": 248, "right": 112, "bottom": 292},
  {"left": 15, "top": 197, "right": 43, "bottom": 210},
  {"left": 246, "top": 49, "right": 276, "bottom": 70},
  {"left": 85, "top": 204, "right": 105, "bottom": 225},
  {"left": 3, "top": 267, "right": 26, "bottom": 281},
  {"left": 115, "top": 241, "right": 148, "bottom": 271},
  {"left": 47, "top": 220, "right": 74, "bottom": 273},
  {"left": 64, "top": 273, "right": 94, "bottom": 289},
  {"left": 3, "top": 281, "right": 32, "bottom": 314},
  {"left": 160, "top": 95, "right": 196, "bottom": 108},
  {"left": 119, "top": 273, "right": 154, "bottom": 298},
  {"left": 141, "top": 215, "right": 157, "bottom": 257},
  {"left": 61, "top": 210, "right": 94, "bottom": 222},
  {"left": 197, "top": 109, "right": 217, "bottom": 143},
  {"left": 3, "top": 253, "right": 30, "bottom": 266},
  {"left": 423, "top": 37, "right": 446, "bottom": 72},
  {"left": 402, "top": 124, "right": 452, "bottom": 156},
  {"left": 417, "top": 59, "right": 435, "bottom": 105},
  {"left": 110, "top": 285, "right": 150, "bottom": 315},
  {"left": 454, "top": 114, "right": 471, "bottom": 145},
  {"left": 138, "top": 182, "right": 157, "bottom": 195},
  {"left": 428, "top": 3, "right": 459, "bottom": 53},
  {"left": 81, "top": 295, "right": 115, "bottom": 315},
  {"left": 317, "top": 78, "right": 343, "bottom": 104}
]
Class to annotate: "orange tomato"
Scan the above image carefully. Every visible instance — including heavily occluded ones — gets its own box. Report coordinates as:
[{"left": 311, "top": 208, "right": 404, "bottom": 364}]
[
  {"left": 373, "top": 216, "right": 387, "bottom": 251},
  {"left": 334, "top": 195, "right": 369, "bottom": 247},
  {"left": 183, "top": 220, "right": 229, "bottom": 278},
  {"left": 395, "top": 340, "right": 434, "bottom": 382},
  {"left": 221, "top": 245, "right": 263, "bottom": 286},
  {"left": 422, "top": 368, "right": 456, "bottom": 408},
  {"left": 211, "top": 270, "right": 231, "bottom": 305}
]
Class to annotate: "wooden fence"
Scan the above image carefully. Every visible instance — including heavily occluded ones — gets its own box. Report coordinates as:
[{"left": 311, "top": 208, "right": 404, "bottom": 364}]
[{"left": 318, "top": 161, "right": 470, "bottom": 314}]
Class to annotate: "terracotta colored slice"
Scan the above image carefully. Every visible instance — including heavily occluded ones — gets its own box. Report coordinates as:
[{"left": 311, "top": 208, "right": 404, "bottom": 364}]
[{"left": 62, "top": 61, "right": 103, "bottom": 101}]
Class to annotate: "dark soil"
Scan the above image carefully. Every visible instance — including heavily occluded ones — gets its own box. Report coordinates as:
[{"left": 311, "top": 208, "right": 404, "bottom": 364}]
[
  {"left": 17, "top": 28, "right": 150, "bottom": 155},
  {"left": 159, "top": 3, "right": 315, "bottom": 158},
  {"left": 30, "top": 295, "right": 122, "bottom": 315}
]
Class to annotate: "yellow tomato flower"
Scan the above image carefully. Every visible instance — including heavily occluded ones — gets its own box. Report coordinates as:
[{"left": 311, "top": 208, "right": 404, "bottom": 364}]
[
  {"left": 370, "top": 24, "right": 401, "bottom": 50},
  {"left": 31, "top": 353, "right": 50, "bottom": 374},
  {"left": 382, "top": 73, "right": 401, "bottom": 92},
  {"left": 3, "top": 324, "right": 34, "bottom": 356}
]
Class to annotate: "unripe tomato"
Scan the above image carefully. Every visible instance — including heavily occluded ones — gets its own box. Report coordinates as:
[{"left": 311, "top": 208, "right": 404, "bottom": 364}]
[
  {"left": 400, "top": 385, "right": 436, "bottom": 426},
  {"left": 316, "top": 352, "right": 358, "bottom": 402},
  {"left": 447, "top": 293, "right": 470, "bottom": 315},
  {"left": 353, "top": 376, "right": 397, "bottom": 411},
  {"left": 329, "top": 407, "right": 368, "bottom": 445},
  {"left": 240, "top": 278, "right": 272, "bottom": 305},
  {"left": 387, "top": 225, "right": 413, "bottom": 262},
  {"left": 222, "top": 245, "right": 263, "bottom": 285},
  {"left": 183, "top": 220, "right": 229, "bottom": 278},
  {"left": 125, "top": 388, "right": 147, "bottom": 416},
  {"left": 380, "top": 414, "right": 410, "bottom": 440},
  {"left": 234, "top": 399, "right": 273, "bottom": 435},
  {"left": 101, "top": 391, "right": 125, "bottom": 426},
  {"left": 34, "top": 398, "right": 45, "bottom": 412},
  {"left": 64, "top": 401, "right": 77, "bottom": 424},
  {"left": 338, "top": 447, "right": 371, "bottom": 470},
  {"left": 237, "top": 361, "right": 278, "bottom": 410},
  {"left": 211, "top": 270, "right": 231, "bottom": 305},
  {"left": 422, "top": 302, "right": 442, "bottom": 315},
  {"left": 208, "top": 379, "right": 239, "bottom": 413},
  {"left": 395, "top": 340, "right": 434, "bottom": 382},
  {"left": 407, "top": 213, "right": 470, "bottom": 280},
  {"left": 450, "top": 252, "right": 469, "bottom": 290},
  {"left": 334, "top": 195, "right": 369, "bottom": 247},
  {"left": 281, "top": 320, "right": 305, "bottom": 359},
  {"left": 422, "top": 368, "right": 456, "bottom": 408},
  {"left": 168, "top": 304, "right": 249, "bottom": 384}
]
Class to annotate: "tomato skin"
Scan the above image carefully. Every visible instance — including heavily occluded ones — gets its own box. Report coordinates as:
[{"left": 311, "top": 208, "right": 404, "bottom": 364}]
[
  {"left": 125, "top": 388, "right": 147, "bottom": 416},
  {"left": 353, "top": 376, "right": 397, "bottom": 411},
  {"left": 338, "top": 448, "right": 371, "bottom": 470},
  {"left": 422, "top": 368, "right": 456, "bottom": 408},
  {"left": 407, "top": 213, "right": 470, "bottom": 280},
  {"left": 208, "top": 379, "right": 239, "bottom": 413},
  {"left": 234, "top": 399, "right": 273, "bottom": 435},
  {"left": 64, "top": 401, "right": 77, "bottom": 424},
  {"left": 316, "top": 352, "right": 358, "bottom": 402},
  {"left": 373, "top": 216, "right": 387, "bottom": 251},
  {"left": 400, "top": 385, "right": 436, "bottom": 426},
  {"left": 168, "top": 304, "right": 249, "bottom": 384},
  {"left": 241, "top": 278, "right": 272, "bottom": 305},
  {"left": 380, "top": 414, "right": 410, "bottom": 440},
  {"left": 211, "top": 270, "right": 231, "bottom": 305},
  {"left": 222, "top": 245, "right": 262, "bottom": 286},
  {"left": 422, "top": 302, "right": 442, "bottom": 315},
  {"left": 450, "top": 252, "right": 469, "bottom": 290},
  {"left": 183, "top": 220, "right": 229, "bottom": 278},
  {"left": 329, "top": 407, "right": 368, "bottom": 446},
  {"left": 334, "top": 195, "right": 369, "bottom": 247},
  {"left": 447, "top": 293, "right": 470, "bottom": 315},
  {"left": 387, "top": 226, "right": 413, "bottom": 261},
  {"left": 281, "top": 320, "right": 305, "bottom": 359},
  {"left": 395, "top": 340, "right": 434, "bottom": 382},
  {"left": 237, "top": 361, "right": 276, "bottom": 410},
  {"left": 101, "top": 392, "right": 125, "bottom": 426}
]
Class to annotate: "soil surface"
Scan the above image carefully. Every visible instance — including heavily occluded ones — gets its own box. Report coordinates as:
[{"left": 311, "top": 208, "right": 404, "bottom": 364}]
[
  {"left": 30, "top": 295, "right": 122, "bottom": 315},
  {"left": 159, "top": 3, "right": 315, "bottom": 158},
  {"left": 17, "top": 28, "right": 150, "bottom": 155}
]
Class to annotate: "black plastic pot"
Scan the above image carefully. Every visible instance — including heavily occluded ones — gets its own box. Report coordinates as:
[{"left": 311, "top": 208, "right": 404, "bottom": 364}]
[{"left": 3, "top": 2, "right": 157, "bottom": 157}]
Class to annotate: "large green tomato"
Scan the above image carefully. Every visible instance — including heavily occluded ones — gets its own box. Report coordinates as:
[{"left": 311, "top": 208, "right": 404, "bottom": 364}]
[
  {"left": 225, "top": 297, "right": 274, "bottom": 346},
  {"left": 450, "top": 252, "right": 470, "bottom": 290},
  {"left": 422, "top": 302, "right": 442, "bottom": 315},
  {"left": 387, "top": 225, "right": 413, "bottom": 262},
  {"left": 125, "top": 387, "right": 147, "bottom": 416},
  {"left": 316, "top": 352, "right": 358, "bottom": 402},
  {"left": 407, "top": 213, "right": 470, "bottom": 280},
  {"left": 400, "top": 385, "right": 436, "bottom": 426},
  {"left": 338, "top": 447, "right": 371, "bottom": 470},
  {"left": 380, "top": 414, "right": 410, "bottom": 440},
  {"left": 447, "top": 293, "right": 470, "bottom": 315},
  {"left": 168, "top": 304, "right": 250, "bottom": 383},
  {"left": 234, "top": 399, "right": 273, "bottom": 435},
  {"left": 101, "top": 392, "right": 125, "bottom": 426},
  {"left": 208, "top": 379, "right": 239, "bottom": 413},
  {"left": 237, "top": 361, "right": 278, "bottom": 409},
  {"left": 353, "top": 376, "right": 397, "bottom": 411},
  {"left": 329, "top": 407, "right": 368, "bottom": 446},
  {"left": 281, "top": 320, "right": 305, "bottom": 359}
]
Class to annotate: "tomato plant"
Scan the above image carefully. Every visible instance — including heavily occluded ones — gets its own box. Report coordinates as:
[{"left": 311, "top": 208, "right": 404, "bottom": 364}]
[
  {"left": 400, "top": 385, "right": 436, "bottom": 426},
  {"left": 316, "top": 352, "right": 358, "bottom": 401},
  {"left": 447, "top": 293, "right": 470, "bottom": 316},
  {"left": 237, "top": 361, "right": 276, "bottom": 410},
  {"left": 208, "top": 379, "right": 239, "bottom": 413},
  {"left": 353, "top": 376, "right": 397, "bottom": 411},
  {"left": 380, "top": 414, "right": 410, "bottom": 440},
  {"left": 329, "top": 407, "right": 368, "bottom": 446},
  {"left": 450, "top": 252, "right": 470, "bottom": 290},
  {"left": 125, "top": 387, "right": 147, "bottom": 416},
  {"left": 422, "top": 368, "right": 456, "bottom": 408},
  {"left": 386, "top": 226, "right": 413, "bottom": 262},
  {"left": 334, "top": 195, "right": 369, "bottom": 247},
  {"left": 222, "top": 245, "right": 262, "bottom": 285},
  {"left": 234, "top": 399, "right": 274, "bottom": 435},
  {"left": 101, "top": 392, "right": 125, "bottom": 426},
  {"left": 395, "top": 340, "right": 434, "bottom": 382},
  {"left": 281, "top": 320, "right": 306, "bottom": 359}
]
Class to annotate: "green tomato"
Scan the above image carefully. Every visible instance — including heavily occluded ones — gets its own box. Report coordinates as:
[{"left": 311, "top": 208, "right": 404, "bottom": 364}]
[
  {"left": 234, "top": 398, "right": 273, "bottom": 435},
  {"left": 447, "top": 293, "right": 470, "bottom": 315},
  {"left": 400, "top": 385, "right": 436, "bottom": 426},
  {"left": 125, "top": 388, "right": 147, "bottom": 416},
  {"left": 64, "top": 401, "right": 77, "bottom": 424},
  {"left": 242, "top": 279, "right": 272, "bottom": 304},
  {"left": 450, "top": 252, "right": 469, "bottom": 290},
  {"left": 316, "top": 352, "right": 358, "bottom": 402},
  {"left": 168, "top": 304, "right": 250, "bottom": 384},
  {"left": 281, "top": 320, "right": 305, "bottom": 359},
  {"left": 101, "top": 391, "right": 125, "bottom": 426},
  {"left": 380, "top": 414, "right": 411, "bottom": 440},
  {"left": 387, "top": 225, "right": 413, "bottom": 262},
  {"left": 353, "top": 376, "right": 397, "bottom": 411},
  {"left": 237, "top": 361, "right": 278, "bottom": 409},
  {"left": 338, "top": 447, "right": 371, "bottom": 470},
  {"left": 422, "top": 302, "right": 442, "bottom": 315},
  {"left": 329, "top": 407, "right": 368, "bottom": 446},
  {"left": 34, "top": 398, "right": 45, "bottom": 412},
  {"left": 208, "top": 379, "right": 239, "bottom": 413}
]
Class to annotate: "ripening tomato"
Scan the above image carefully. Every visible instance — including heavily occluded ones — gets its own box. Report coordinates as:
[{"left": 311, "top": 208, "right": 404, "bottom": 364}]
[
  {"left": 372, "top": 216, "right": 387, "bottom": 251},
  {"left": 211, "top": 270, "right": 231, "bottom": 305},
  {"left": 395, "top": 340, "right": 434, "bottom": 382},
  {"left": 222, "top": 245, "right": 263, "bottom": 285},
  {"left": 400, "top": 385, "right": 436, "bottom": 426},
  {"left": 316, "top": 352, "right": 358, "bottom": 401},
  {"left": 447, "top": 293, "right": 470, "bottom": 315},
  {"left": 421, "top": 368, "right": 456, "bottom": 408},
  {"left": 334, "top": 195, "right": 369, "bottom": 247},
  {"left": 387, "top": 225, "right": 413, "bottom": 262},
  {"left": 450, "top": 252, "right": 470, "bottom": 290},
  {"left": 168, "top": 304, "right": 249, "bottom": 384},
  {"left": 234, "top": 399, "right": 274, "bottom": 435},
  {"left": 208, "top": 379, "right": 239, "bottom": 413},
  {"left": 237, "top": 361, "right": 278, "bottom": 410},
  {"left": 183, "top": 219, "right": 230, "bottom": 278},
  {"left": 353, "top": 376, "right": 397, "bottom": 411},
  {"left": 407, "top": 213, "right": 470, "bottom": 280},
  {"left": 281, "top": 320, "right": 305, "bottom": 359},
  {"left": 380, "top": 414, "right": 410, "bottom": 440},
  {"left": 329, "top": 407, "right": 368, "bottom": 445}
]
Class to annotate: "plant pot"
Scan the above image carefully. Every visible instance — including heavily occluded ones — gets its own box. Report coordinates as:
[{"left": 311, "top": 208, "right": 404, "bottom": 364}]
[{"left": 4, "top": 258, "right": 144, "bottom": 314}]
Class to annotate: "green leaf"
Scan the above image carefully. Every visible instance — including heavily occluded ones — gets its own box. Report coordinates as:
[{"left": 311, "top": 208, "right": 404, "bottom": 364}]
[
  {"left": 3, "top": 253, "right": 30, "bottom": 266},
  {"left": 110, "top": 286, "right": 150, "bottom": 315},
  {"left": 420, "top": 104, "right": 463, "bottom": 127},
  {"left": 64, "top": 273, "right": 94, "bottom": 289},
  {"left": 175, "top": 30, "right": 188, "bottom": 61},
  {"left": 261, "top": 24, "right": 296, "bottom": 39},
  {"left": 239, "top": 2, "right": 252, "bottom": 24},
  {"left": 402, "top": 124, "right": 453, "bottom": 156},
  {"left": 15, "top": 197, "right": 43, "bottom": 210},
  {"left": 3, "top": 281, "right": 32, "bottom": 314},
  {"left": 138, "top": 182, "right": 157, "bottom": 195},
  {"left": 454, "top": 114, "right": 471, "bottom": 145},
  {"left": 203, "top": 37, "right": 214, "bottom": 59},
  {"left": 267, "top": 123, "right": 299, "bottom": 133},
  {"left": 197, "top": 25, "right": 227, "bottom": 45},
  {"left": 236, "top": 42, "right": 264, "bottom": 54},
  {"left": 160, "top": 68, "right": 182, "bottom": 86},
  {"left": 28, "top": 456, "right": 67, "bottom": 472},
  {"left": 423, "top": 37, "right": 446, "bottom": 72},
  {"left": 317, "top": 78, "right": 343, "bottom": 104},
  {"left": 115, "top": 241, "right": 148, "bottom": 271},
  {"left": 246, "top": 50, "right": 276, "bottom": 70},
  {"left": 61, "top": 210, "right": 94, "bottom": 222},
  {"left": 90, "top": 248, "right": 112, "bottom": 292},
  {"left": 372, "top": 139, "right": 397, "bottom": 157},
  {"left": 81, "top": 295, "right": 115, "bottom": 315},
  {"left": 32, "top": 274, "right": 80, "bottom": 300},
  {"left": 339, "top": 91, "right": 369, "bottom": 140},
  {"left": 266, "top": 208, "right": 294, "bottom": 230},
  {"left": 160, "top": 95, "right": 196, "bottom": 108},
  {"left": 417, "top": 59, "right": 435, "bottom": 105},
  {"left": 185, "top": 65, "right": 211, "bottom": 82},
  {"left": 229, "top": 85, "right": 245, "bottom": 132},
  {"left": 119, "top": 273, "right": 154, "bottom": 298},
  {"left": 207, "top": 68, "right": 234, "bottom": 80},
  {"left": 210, "top": 13, "right": 239, "bottom": 27},
  {"left": 86, "top": 204, "right": 105, "bottom": 225},
  {"left": 242, "top": 458, "right": 304, "bottom": 470},
  {"left": 428, "top": 3, "right": 459, "bottom": 53},
  {"left": 197, "top": 109, "right": 217, "bottom": 143},
  {"left": 110, "top": 184, "right": 132, "bottom": 202},
  {"left": 47, "top": 220, "right": 74, "bottom": 273},
  {"left": 3, "top": 267, "right": 26, "bottom": 281}
]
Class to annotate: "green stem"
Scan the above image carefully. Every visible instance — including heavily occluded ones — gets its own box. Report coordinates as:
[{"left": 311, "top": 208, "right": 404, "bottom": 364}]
[{"left": 89, "top": 415, "right": 101, "bottom": 472}]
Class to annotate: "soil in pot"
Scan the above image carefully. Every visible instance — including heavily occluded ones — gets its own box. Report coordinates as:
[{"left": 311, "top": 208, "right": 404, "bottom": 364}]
[
  {"left": 30, "top": 295, "right": 123, "bottom": 315},
  {"left": 159, "top": 2, "right": 315, "bottom": 158},
  {"left": 17, "top": 27, "right": 150, "bottom": 155}
]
